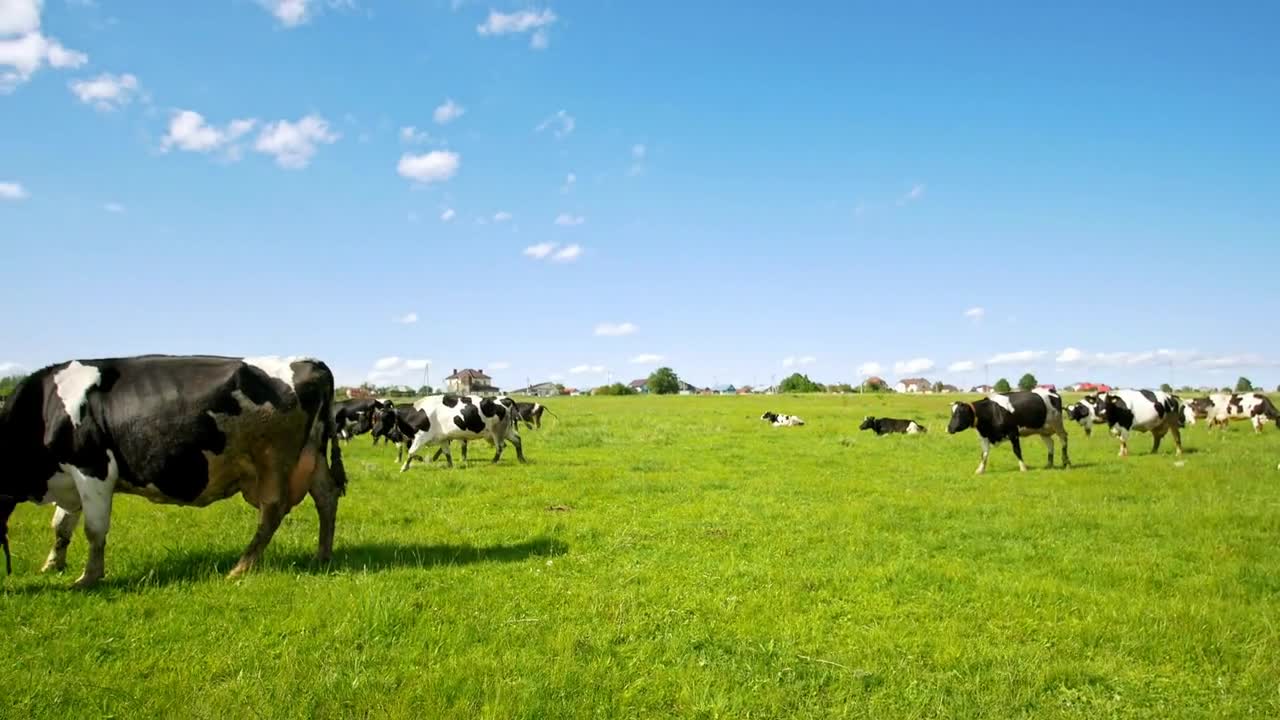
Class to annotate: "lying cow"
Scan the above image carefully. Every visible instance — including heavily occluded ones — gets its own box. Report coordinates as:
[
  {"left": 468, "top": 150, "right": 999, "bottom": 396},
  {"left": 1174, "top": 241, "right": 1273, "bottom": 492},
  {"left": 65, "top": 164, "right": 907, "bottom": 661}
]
[
  {"left": 858, "top": 416, "right": 926, "bottom": 435},
  {"left": 0, "top": 354, "right": 347, "bottom": 588},
  {"left": 947, "top": 389, "right": 1070, "bottom": 474},
  {"left": 1200, "top": 392, "right": 1279, "bottom": 433},
  {"left": 375, "top": 394, "right": 525, "bottom": 471},
  {"left": 1066, "top": 395, "right": 1110, "bottom": 437},
  {"left": 1100, "top": 389, "right": 1183, "bottom": 457},
  {"left": 761, "top": 411, "right": 805, "bottom": 427}
]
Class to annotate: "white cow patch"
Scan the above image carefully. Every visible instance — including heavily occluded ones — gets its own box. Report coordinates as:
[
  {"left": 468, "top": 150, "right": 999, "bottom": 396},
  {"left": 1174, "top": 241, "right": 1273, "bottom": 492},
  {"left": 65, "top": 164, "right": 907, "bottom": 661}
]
[
  {"left": 243, "top": 355, "right": 313, "bottom": 389},
  {"left": 906, "top": 422, "right": 922, "bottom": 434},
  {"left": 54, "top": 361, "right": 101, "bottom": 428},
  {"left": 987, "top": 393, "right": 1015, "bottom": 414}
]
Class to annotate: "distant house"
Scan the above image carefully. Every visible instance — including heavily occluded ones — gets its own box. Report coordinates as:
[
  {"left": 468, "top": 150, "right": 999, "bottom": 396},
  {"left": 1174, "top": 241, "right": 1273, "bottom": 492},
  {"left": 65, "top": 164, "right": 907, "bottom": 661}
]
[
  {"left": 628, "top": 379, "right": 650, "bottom": 394},
  {"left": 677, "top": 380, "right": 699, "bottom": 395},
  {"left": 711, "top": 384, "right": 736, "bottom": 395},
  {"left": 895, "top": 378, "right": 931, "bottom": 394},
  {"left": 445, "top": 368, "right": 500, "bottom": 395},
  {"left": 970, "top": 384, "right": 994, "bottom": 393},
  {"left": 863, "top": 376, "right": 887, "bottom": 391},
  {"left": 511, "top": 381, "right": 559, "bottom": 397},
  {"left": 1069, "top": 382, "right": 1111, "bottom": 393},
  {"left": 345, "top": 386, "right": 373, "bottom": 399},
  {"left": 737, "top": 386, "right": 754, "bottom": 395},
  {"left": 565, "top": 387, "right": 581, "bottom": 396},
  {"left": 939, "top": 384, "right": 960, "bottom": 394},
  {"left": 1038, "top": 383, "right": 1057, "bottom": 392}
]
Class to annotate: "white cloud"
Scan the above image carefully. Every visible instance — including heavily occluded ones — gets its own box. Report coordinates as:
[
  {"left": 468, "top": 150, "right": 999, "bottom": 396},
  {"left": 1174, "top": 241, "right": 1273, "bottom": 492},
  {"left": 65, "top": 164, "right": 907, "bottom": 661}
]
[
  {"left": 477, "top": 8, "right": 556, "bottom": 47},
  {"left": 102, "top": 201, "right": 125, "bottom": 214},
  {"left": 857, "top": 361, "right": 883, "bottom": 377},
  {"left": 595, "top": 322, "right": 637, "bottom": 337},
  {"left": 630, "top": 354, "right": 663, "bottom": 364},
  {"left": 948, "top": 360, "right": 977, "bottom": 373},
  {"left": 253, "top": 114, "right": 338, "bottom": 169},
  {"left": 395, "top": 312, "right": 418, "bottom": 325},
  {"left": 373, "top": 356, "right": 402, "bottom": 371},
  {"left": 1056, "top": 347, "right": 1084, "bottom": 365},
  {"left": 551, "top": 244, "right": 581, "bottom": 262},
  {"left": 560, "top": 172, "right": 576, "bottom": 193},
  {"left": 399, "top": 125, "right": 429, "bottom": 144},
  {"left": 0, "top": 11, "right": 88, "bottom": 93},
  {"left": 523, "top": 242, "right": 556, "bottom": 259},
  {"left": 963, "top": 307, "right": 985, "bottom": 320},
  {"left": 493, "top": 211, "right": 512, "bottom": 223},
  {"left": 0, "top": 181, "right": 28, "bottom": 200},
  {"left": 1191, "top": 354, "right": 1267, "bottom": 370},
  {"left": 0, "top": 361, "right": 23, "bottom": 374},
  {"left": 897, "top": 183, "right": 926, "bottom": 206},
  {"left": 0, "top": 0, "right": 41, "bottom": 35},
  {"left": 554, "top": 213, "right": 584, "bottom": 226},
  {"left": 433, "top": 98, "right": 464, "bottom": 125},
  {"left": 569, "top": 364, "right": 605, "bottom": 375},
  {"left": 161, "top": 110, "right": 257, "bottom": 156},
  {"left": 440, "top": 207, "right": 456, "bottom": 222},
  {"left": 366, "top": 355, "right": 432, "bottom": 384},
  {"left": 489, "top": 361, "right": 511, "bottom": 371},
  {"left": 894, "top": 358, "right": 935, "bottom": 375},
  {"left": 987, "top": 350, "right": 1047, "bottom": 366},
  {"left": 259, "top": 0, "right": 310, "bottom": 27},
  {"left": 782, "top": 356, "right": 816, "bottom": 368},
  {"left": 536, "top": 109, "right": 575, "bottom": 139},
  {"left": 397, "top": 150, "right": 460, "bottom": 183},
  {"left": 68, "top": 72, "right": 140, "bottom": 111}
]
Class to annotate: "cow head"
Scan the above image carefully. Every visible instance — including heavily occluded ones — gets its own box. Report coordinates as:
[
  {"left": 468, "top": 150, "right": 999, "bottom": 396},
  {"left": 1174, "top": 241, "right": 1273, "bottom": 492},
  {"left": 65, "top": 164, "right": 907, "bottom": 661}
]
[
  {"left": 761, "top": 412, "right": 778, "bottom": 423},
  {"left": 858, "top": 416, "right": 876, "bottom": 431},
  {"left": 947, "top": 402, "right": 975, "bottom": 434},
  {"left": 370, "top": 406, "right": 399, "bottom": 441}
]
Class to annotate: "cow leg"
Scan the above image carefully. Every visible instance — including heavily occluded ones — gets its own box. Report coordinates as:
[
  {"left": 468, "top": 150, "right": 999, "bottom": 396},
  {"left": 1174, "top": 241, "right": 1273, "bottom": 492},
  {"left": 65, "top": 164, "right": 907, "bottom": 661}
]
[
  {"left": 41, "top": 505, "right": 80, "bottom": 573},
  {"left": 1118, "top": 427, "right": 1131, "bottom": 457},
  {"left": 1171, "top": 425, "right": 1184, "bottom": 457},
  {"left": 1040, "top": 434, "right": 1055, "bottom": 469},
  {"left": 401, "top": 431, "right": 430, "bottom": 472},
  {"left": 460, "top": 441, "right": 468, "bottom": 464},
  {"left": 512, "top": 433, "right": 526, "bottom": 463},
  {"left": 1253, "top": 415, "right": 1264, "bottom": 434},
  {"left": 975, "top": 437, "right": 991, "bottom": 475},
  {"left": 491, "top": 435, "right": 505, "bottom": 463},
  {"left": 1058, "top": 423, "right": 1071, "bottom": 468},
  {"left": 441, "top": 442, "right": 455, "bottom": 468},
  {"left": 1152, "top": 429, "right": 1165, "bottom": 454},
  {"left": 228, "top": 500, "right": 286, "bottom": 579},
  {"left": 71, "top": 461, "right": 117, "bottom": 589},
  {"left": 1009, "top": 435, "right": 1028, "bottom": 472},
  {"left": 308, "top": 462, "right": 339, "bottom": 564}
]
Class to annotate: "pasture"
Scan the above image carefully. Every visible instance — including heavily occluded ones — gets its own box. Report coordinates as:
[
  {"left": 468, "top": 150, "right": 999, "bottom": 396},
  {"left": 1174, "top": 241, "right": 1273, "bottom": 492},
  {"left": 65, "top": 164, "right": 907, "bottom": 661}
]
[{"left": 4, "top": 393, "right": 1280, "bottom": 718}]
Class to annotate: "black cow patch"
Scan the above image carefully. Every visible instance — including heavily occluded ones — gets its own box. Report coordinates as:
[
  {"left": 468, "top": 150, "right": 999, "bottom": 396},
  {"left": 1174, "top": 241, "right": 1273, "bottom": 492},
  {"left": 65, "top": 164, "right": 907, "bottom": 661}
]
[{"left": 454, "top": 405, "right": 486, "bottom": 433}]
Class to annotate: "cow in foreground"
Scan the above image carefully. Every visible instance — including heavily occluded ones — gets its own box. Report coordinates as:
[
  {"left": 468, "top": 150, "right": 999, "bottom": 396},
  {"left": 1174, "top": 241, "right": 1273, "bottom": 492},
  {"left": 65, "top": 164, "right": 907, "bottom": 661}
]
[
  {"left": 1100, "top": 389, "right": 1183, "bottom": 457},
  {"left": 947, "top": 389, "right": 1070, "bottom": 474},
  {"left": 374, "top": 394, "right": 525, "bottom": 471},
  {"left": 859, "top": 416, "right": 926, "bottom": 435},
  {"left": 761, "top": 412, "right": 805, "bottom": 427},
  {"left": 0, "top": 355, "right": 347, "bottom": 588}
]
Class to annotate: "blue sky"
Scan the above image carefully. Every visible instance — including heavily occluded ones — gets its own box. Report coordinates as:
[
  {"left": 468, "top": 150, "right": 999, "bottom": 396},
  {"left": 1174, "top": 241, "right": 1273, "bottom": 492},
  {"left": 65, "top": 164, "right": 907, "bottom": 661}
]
[{"left": 2, "top": 0, "right": 1278, "bottom": 391}]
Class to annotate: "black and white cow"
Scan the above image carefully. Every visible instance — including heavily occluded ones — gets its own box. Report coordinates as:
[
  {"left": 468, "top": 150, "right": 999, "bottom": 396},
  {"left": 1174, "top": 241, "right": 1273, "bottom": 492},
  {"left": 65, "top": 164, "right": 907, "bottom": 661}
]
[
  {"left": 0, "top": 355, "right": 347, "bottom": 588},
  {"left": 512, "top": 401, "right": 556, "bottom": 430},
  {"left": 1066, "top": 395, "right": 1110, "bottom": 437},
  {"left": 761, "top": 411, "right": 805, "bottom": 427},
  {"left": 1200, "top": 392, "right": 1280, "bottom": 433},
  {"left": 332, "top": 398, "right": 390, "bottom": 441},
  {"left": 858, "top": 416, "right": 926, "bottom": 435},
  {"left": 1181, "top": 396, "right": 1216, "bottom": 427},
  {"left": 1100, "top": 389, "right": 1184, "bottom": 457},
  {"left": 375, "top": 394, "right": 525, "bottom": 471},
  {"left": 947, "top": 389, "right": 1070, "bottom": 474}
]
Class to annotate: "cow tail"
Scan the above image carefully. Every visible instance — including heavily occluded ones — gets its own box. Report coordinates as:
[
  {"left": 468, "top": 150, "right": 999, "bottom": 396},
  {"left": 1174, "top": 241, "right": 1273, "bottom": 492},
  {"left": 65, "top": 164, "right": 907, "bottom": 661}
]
[
  {"left": 318, "top": 385, "right": 349, "bottom": 498},
  {"left": 0, "top": 496, "right": 16, "bottom": 575},
  {"left": 1263, "top": 396, "right": 1280, "bottom": 421}
]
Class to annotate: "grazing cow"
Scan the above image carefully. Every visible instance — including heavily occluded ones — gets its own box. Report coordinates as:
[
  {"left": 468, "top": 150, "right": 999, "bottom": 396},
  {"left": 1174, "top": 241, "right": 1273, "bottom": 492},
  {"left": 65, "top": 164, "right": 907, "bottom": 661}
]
[
  {"left": 761, "top": 411, "right": 805, "bottom": 427},
  {"left": 1181, "top": 396, "right": 1216, "bottom": 427},
  {"left": 332, "top": 398, "right": 388, "bottom": 441},
  {"left": 511, "top": 401, "right": 556, "bottom": 430},
  {"left": 1066, "top": 395, "right": 1110, "bottom": 437},
  {"left": 374, "top": 394, "right": 525, "bottom": 471},
  {"left": 947, "top": 389, "right": 1070, "bottom": 474},
  {"left": 1199, "top": 392, "right": 1279, "bottom": 433},
  {"left": 858, "top": 416, "right": 926, "bottom": 435},
  {"left": 1101, "top": 389, "right": 1184, "bottom": 457},
  {"left": 0, "top": 355, "right": 346, "bottom": 588}
]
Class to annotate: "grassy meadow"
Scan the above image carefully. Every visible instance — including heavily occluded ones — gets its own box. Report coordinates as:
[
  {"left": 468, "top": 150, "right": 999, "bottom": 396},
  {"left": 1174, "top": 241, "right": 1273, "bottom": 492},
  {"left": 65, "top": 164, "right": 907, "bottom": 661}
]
[{"left": 4, "top": 392, "right": 1280, "bottom": 718}]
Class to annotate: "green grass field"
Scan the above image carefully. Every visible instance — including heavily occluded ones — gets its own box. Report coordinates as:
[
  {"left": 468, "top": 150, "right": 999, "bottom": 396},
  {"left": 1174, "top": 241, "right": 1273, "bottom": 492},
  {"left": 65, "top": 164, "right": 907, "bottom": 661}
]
[{"left": 4, "top": 393, "right": 1280, "bottom": 718}]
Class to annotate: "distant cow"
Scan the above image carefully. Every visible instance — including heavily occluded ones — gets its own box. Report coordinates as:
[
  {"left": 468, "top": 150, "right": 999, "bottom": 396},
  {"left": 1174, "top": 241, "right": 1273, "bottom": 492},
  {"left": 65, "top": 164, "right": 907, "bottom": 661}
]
[
  {"left": 1066, "top": 395, "right": 1109, "bottom": 437},
  {"left": 1201, "top": 392, "right": 1279, "bottom": 433},
  {"left": 1100, "top": 389, "right": 1184, "bottom": 457},
  {"left": 859, "top": 416, "right": 926, "bottom": 435},
  {"left": 1181, "top": 396, "right": 1216, "bottom": 427},
  {"left": 761, "top": 411, "right": 805, "bottom": 427},
  {"left": 332, "top": 398, "right": 389, "bottom": 441},
  {"left": 511, "top": 401, "right": 556, "bottom": 430},
  {"left": 374, "top": 394, "right": 525, "bottom": 471},
  {"left": 0, "top": 355, "right": 346, "bottom": 588},
  {"left": 947, "top": 389, "right": 1070, "bottom": 474}
]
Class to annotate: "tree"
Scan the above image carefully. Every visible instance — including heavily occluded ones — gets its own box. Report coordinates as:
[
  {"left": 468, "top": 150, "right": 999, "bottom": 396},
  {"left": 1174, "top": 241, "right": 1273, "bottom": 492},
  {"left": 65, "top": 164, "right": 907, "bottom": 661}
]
[
  {"left": 1236, "top": 376, "right": 1254, "bottom": 392},
  {"left": 648, "top": 367, "right": 681, "bottom": 395},
  {"left": 594, "top": 383, "right": 635, "bottom": 396},
  {"left": 778, "top": 373, "right": 822, "bottom": 393},
  {"left": 416, "top": 385, "right": 434, "bottom": 396},
  {"left": 1160, "top": 383, "right": 1173, "bottom": 393},
  {"left": 1017, "top": 373, "right": 1038, "bottom": 391},
  {"left": 0, "top": 374, "right": 25, "bottom": 397},
  {"left": 554, "top": 383, "right": 567, "bottom": 395},
  {"left": 994, "top": 377, "right": 1012, "bottom": 393},
  {"left": 932, "top": 381, "right": 945, "bottom": 393}
]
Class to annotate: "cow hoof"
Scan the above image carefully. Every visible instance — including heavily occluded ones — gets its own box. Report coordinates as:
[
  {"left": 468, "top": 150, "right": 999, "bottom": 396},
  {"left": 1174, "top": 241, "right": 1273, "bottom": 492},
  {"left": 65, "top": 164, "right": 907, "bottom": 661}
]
[
  {"left": 1019, "top": 464, "right": 1029, "bottom": 473},
  {"left": 71, "top": 573, "right": 103, "bottom": 589},
  {"left": 41, "top": 558, "right": 66, "bottom": 574}
]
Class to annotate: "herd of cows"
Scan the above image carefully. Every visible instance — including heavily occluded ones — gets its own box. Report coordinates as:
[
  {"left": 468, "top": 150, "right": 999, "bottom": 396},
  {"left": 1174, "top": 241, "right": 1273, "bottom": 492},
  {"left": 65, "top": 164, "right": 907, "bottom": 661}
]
[{"left": 0, "top": 353, "right": 1276, "bottom": 590}]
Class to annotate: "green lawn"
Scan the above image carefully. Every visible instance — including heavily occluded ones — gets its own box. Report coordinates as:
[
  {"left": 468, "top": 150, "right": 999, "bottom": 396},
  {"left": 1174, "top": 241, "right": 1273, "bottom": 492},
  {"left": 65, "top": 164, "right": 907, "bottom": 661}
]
[{"left": 4, "top": 394, "right": 1280, "bottom": 718}]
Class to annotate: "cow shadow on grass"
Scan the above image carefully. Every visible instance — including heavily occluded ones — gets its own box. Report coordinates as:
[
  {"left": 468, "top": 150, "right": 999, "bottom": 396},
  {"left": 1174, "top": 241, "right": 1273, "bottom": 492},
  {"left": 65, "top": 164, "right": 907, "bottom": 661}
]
[{"left": 12, "top": 537, "right": 568, "bottom": 593}]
